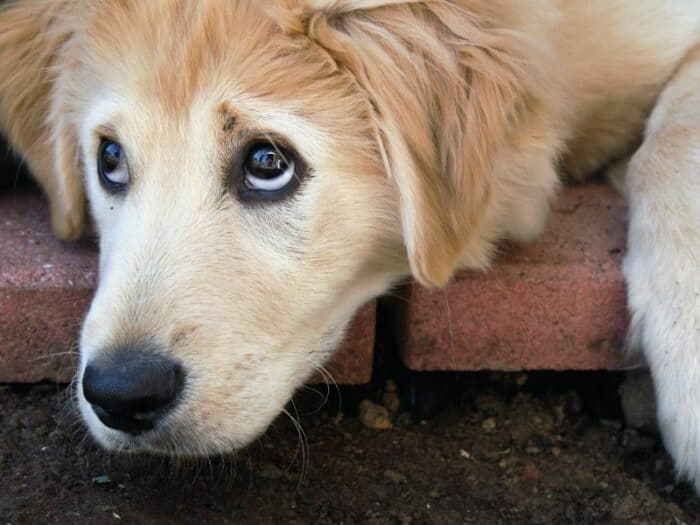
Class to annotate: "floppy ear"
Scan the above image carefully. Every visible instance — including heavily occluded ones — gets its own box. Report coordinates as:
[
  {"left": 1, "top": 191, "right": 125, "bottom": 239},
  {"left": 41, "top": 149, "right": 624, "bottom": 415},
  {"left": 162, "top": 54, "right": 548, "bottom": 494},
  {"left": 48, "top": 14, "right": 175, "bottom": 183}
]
[
  {"left": 0, "top": 0, "right": 84, "bottom": 240},
  {"left": 268, "top": 0, "right": 554, "bottom": 286}
]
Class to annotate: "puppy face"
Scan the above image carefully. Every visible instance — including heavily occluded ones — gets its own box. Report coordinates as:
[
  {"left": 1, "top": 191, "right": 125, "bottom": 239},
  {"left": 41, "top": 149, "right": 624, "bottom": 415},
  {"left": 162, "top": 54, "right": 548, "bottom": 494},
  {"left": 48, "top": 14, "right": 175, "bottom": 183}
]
[
  {"left": 67, "top": 1, "right": 404, "bottom": 454},
  {"left": 2, "top": 0, "right": 554, "bottom": 455}
]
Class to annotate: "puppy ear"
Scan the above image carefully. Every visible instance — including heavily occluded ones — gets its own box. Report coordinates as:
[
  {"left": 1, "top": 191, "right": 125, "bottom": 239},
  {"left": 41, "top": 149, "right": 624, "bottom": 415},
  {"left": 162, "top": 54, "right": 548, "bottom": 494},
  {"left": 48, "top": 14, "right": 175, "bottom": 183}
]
[
  {"left": 0, "top": 1, "right": 84, "bottom": 240},
  {"left": 268, "top": 1, "right": 553, "bottom": 286}
]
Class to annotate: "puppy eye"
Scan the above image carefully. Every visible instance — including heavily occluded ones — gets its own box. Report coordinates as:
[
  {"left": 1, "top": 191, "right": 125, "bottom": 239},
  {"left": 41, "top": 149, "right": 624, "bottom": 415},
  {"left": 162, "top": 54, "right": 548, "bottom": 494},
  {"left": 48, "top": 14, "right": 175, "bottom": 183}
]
[
  {"left": 240, "top": 142, "right": 301, "bottom": 200},
  {"left": 97, "top": 139, "right": 129, "bottom": 192}
]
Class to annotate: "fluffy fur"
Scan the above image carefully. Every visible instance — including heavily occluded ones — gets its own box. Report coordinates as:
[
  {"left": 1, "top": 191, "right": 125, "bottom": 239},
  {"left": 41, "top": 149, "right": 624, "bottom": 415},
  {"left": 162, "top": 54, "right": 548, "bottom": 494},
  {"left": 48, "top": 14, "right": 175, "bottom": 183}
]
[{"left": 2, "top": 0, "right": 700, "bottom": 491}]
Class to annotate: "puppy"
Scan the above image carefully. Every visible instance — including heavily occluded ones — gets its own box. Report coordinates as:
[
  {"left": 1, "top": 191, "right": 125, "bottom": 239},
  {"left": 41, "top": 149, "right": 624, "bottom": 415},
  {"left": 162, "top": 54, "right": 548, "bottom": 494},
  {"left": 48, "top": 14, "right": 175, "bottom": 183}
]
[{"left": 2, "top": 0, "right": 700, "bottom": 490}]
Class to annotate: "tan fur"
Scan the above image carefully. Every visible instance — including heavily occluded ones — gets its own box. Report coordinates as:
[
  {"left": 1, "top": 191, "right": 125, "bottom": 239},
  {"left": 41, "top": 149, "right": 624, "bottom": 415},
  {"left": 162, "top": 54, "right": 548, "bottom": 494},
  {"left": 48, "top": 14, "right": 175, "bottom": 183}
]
[
  {"left": 0, "top": 0, "right": 85, "bottom": 239},
  {"left": 268, "top": 0, "right": 567, "bottom": 285},
  {"left": 1, "top": 0, "right": 699, "bottom": 462}
]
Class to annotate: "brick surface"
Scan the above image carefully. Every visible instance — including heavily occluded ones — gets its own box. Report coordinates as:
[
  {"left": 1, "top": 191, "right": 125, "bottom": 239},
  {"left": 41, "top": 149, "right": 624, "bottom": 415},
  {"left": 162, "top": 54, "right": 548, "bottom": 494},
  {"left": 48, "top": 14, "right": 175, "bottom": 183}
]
[
  {"left": 396, "top": 183, "right": 637, "bottom": 371},
  {"left": 0, "top": 190, "right": 375, "bottom": 383}
]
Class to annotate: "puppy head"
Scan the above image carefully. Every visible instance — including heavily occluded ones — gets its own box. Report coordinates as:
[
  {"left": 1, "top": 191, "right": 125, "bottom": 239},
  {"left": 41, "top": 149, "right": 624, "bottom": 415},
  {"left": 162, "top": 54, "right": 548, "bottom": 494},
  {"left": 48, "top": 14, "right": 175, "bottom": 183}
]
[{"left": 1, "top": 0, "right": 548, "bottom": 455}]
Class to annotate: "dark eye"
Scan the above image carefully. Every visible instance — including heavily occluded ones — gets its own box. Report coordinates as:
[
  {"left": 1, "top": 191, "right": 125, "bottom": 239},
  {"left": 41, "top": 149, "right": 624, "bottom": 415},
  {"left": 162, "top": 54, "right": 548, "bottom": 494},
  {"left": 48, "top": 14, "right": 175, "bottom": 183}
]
[
  {"left": 97, "top": 139, "right": 129, "bottom": 192},
  {"left": 240, "top": 142, "right": 301, "bottom": 200}
]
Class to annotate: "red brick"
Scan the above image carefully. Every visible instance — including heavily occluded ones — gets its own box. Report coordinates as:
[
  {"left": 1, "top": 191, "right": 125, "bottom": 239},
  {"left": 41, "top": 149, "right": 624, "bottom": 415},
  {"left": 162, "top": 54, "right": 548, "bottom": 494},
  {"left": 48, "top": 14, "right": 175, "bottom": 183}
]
[
  {"left": 0, "top": 190, "right": 375, "bottom": 383},
  {"left": 396, "top": 183, "right": 637, "bottom": 371}
]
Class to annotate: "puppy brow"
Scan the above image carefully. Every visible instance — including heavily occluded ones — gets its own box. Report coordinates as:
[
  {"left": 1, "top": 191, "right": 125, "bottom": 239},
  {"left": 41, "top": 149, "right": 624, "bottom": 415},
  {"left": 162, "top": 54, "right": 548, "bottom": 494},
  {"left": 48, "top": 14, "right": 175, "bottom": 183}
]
[
  {"left": 95, "top": 124, "right": 118, "bottom": 140},
  {"left": 217, "top": 103, "right": 237, "bottom": 133}
]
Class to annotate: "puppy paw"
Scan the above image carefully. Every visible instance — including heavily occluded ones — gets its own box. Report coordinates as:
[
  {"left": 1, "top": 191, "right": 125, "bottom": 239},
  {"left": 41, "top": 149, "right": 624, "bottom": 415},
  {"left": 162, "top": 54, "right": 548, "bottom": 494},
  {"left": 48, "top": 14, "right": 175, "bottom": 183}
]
[{"left": 625, "top": 252, "right": 700, "bottom": 491}]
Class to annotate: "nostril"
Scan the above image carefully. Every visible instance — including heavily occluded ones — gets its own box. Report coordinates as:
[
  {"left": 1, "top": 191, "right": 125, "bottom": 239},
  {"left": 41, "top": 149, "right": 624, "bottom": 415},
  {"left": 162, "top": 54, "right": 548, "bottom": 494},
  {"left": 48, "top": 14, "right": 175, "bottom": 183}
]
[{"left": 82, "top": 348, "right": 185, "bottom": 434}]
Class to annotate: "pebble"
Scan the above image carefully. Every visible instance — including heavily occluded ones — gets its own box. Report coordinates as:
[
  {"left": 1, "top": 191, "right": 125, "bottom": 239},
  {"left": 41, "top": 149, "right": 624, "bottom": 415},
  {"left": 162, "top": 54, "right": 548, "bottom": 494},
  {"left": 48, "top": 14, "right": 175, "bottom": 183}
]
[
  {"left": 92, "top": 474, "right": 111, "bottom": 485},
  {"left": 481, "top": 418, "right": 497, "bottom": 432},
  {"left": 258, "top": 463, "right": 284, "bottom": 480},
  {"left": 654, "top": 458, "right": 666, "bottom": 474},
  {"left": 521, "top": 463, "right": 543, "bottom": 482},
  {"left": 552, "top": 404, "right": 566, "bottom": 426},
  {"left": 382, "top": 390, "right": 401, "bottom": 414},
  {"left": 621, "top": 429, "right": 656, "bottom": 452},
  {"left": 563, "top": 391, "right": 582, "bottom": 415},
  {"left": 612, "top": 495, "right": 638, "bottom": 520},
  {"left": 474, "top": 394, "right": 506, "bottom": 415},
  {"left": 359, "top": 400, "right": 393, "bottom": 430},
  {"left": 383, "top": 469, "right": 407, "bottom": 484},
  {"left": 600, "top": 419, "right": 623, "bottom": 431},
  {"left": 396, "top": 412, "right": 414, "bottom": 427}
]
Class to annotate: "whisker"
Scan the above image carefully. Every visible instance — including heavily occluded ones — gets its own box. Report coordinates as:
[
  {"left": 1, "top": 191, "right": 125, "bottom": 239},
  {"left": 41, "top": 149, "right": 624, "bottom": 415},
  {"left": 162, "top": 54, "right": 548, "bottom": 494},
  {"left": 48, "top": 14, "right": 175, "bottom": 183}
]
[
  {"left": 281, "top": 406, "right": 309, "bottom": 490},
  {"left": 29, "top": 349, "right": 80, "bottom": 362}
]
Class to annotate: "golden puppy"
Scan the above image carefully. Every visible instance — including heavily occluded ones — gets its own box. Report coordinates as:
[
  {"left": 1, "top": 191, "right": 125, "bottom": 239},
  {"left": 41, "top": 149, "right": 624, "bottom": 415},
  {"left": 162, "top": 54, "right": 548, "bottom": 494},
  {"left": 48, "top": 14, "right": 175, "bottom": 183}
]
[{"left": 2, "top": 0, "right": 700, "bottom": 490}]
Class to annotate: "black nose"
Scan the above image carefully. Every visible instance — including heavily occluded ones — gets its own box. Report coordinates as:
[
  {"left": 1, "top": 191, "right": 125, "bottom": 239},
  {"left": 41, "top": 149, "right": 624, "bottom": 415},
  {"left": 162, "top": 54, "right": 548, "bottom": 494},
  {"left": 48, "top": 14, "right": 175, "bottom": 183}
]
[{"left": 82, "top": 348, "right": 185, "bottom": 435}]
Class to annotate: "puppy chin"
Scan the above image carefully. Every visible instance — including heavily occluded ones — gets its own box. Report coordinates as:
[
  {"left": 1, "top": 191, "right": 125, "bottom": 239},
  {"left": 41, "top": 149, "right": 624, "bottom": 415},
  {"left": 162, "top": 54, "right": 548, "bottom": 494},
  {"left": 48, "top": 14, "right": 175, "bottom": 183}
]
[{"left": 78, "top": 393, "right": 242, "bottom": 457}]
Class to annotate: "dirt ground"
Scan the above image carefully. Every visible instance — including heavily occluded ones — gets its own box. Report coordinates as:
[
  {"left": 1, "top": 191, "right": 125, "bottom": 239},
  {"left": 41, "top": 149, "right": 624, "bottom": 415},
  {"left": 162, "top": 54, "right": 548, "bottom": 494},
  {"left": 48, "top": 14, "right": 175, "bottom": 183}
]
[{"left": 1, "top": 371, "right": 699, "bottom": 525}]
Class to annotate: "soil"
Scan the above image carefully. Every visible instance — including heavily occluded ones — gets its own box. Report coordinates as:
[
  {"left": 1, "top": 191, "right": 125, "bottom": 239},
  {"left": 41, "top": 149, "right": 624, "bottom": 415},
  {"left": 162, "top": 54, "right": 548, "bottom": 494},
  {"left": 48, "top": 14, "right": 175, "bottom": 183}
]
[{"left": 1, "top": 372, "right": 699, "bottom": 524}]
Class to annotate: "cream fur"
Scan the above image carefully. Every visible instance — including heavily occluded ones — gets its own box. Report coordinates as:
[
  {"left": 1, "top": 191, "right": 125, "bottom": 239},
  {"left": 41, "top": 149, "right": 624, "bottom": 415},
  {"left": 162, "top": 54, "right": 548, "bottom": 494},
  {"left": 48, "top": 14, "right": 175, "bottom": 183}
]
[{"left": 1, "top": 0, "right": 700, "bottom": 490}]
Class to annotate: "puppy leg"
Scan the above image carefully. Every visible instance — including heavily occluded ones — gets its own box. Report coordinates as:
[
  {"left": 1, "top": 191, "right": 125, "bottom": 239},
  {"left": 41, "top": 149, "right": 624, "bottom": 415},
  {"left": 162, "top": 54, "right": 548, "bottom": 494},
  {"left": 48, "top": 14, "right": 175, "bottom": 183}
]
[{"left": 624, "top": 46, "right": 700, "bottom": 490}]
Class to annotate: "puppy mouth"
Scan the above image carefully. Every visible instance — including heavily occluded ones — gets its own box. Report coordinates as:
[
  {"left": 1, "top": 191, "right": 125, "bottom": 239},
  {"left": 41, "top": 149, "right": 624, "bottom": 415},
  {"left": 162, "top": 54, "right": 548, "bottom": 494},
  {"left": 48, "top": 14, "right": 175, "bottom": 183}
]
[{"left": 88, "top": 421, "right": 194, "bottom": 456}]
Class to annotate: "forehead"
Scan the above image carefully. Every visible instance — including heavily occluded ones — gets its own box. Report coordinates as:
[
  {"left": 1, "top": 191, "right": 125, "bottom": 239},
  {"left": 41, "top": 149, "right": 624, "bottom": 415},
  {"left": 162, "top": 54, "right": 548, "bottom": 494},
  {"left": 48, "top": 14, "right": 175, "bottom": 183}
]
[{"left": 76, "top": 0, "right": 363, "bottom": 125}]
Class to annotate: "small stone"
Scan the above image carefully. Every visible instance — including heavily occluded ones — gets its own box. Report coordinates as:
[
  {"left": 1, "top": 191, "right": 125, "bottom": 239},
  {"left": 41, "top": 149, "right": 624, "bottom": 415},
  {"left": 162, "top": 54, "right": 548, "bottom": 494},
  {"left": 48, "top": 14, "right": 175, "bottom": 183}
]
[
  {"left": 521, "top": 463, "right": 543, "bottom": 482},
  {"left": 396, "top": 412, "right": 414, "bottom": 426},
  {"left": 381, "top": 390, "right": 401, "bottom": 414},
  {"left": 474, "top": 394, "right": 506, "bottom": 415},
  {"left": 600, "top": 419, "right": 623, "bottom": 431},
  {"left": 552, "top": 405, "right": 566, "bottom": 426},
  {"left": 383, "top": 469, "right": 407, "bottom": 484},
  {"left": 481, "top": 417, "right": 497, "bottom": 432},
  {"left": 359, "top": 400, "right": 393, "bottom": 430},
  {"left": 612, "top": 495, "right": 638, "bottom": 520},
  {"left": 621, "top": 428, "right": 656, "bottom": 452},
  {"left": 258, "top": 463, "right": 284, "bottom": 480},
  {"left": 92, "top": 474, "right": 111, "bottom": 485},
  {"left": 459, "top": 449, "right": 471, "bottom": 460},
  {"left": 551, "top": 447, "right": 561, "bottom": 457},
  {"left": 654, "top": 458, "right": 665, "bottom": 473},
  {"left": 563, "top": 391, "right": 582, "bottom": 415},
  {"left": 525, "top": 446, "right": 541, "bottom": 456}
]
